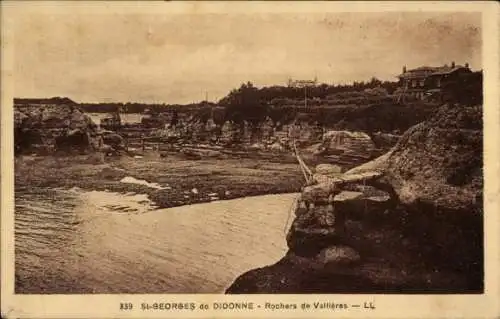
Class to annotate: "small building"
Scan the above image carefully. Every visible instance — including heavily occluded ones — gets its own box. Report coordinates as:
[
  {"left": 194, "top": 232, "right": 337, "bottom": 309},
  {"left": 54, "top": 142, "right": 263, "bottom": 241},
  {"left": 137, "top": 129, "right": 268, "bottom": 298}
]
[
  {"left": 287, "top": 77, "right": 318, "bottom": 88},
  {"left": 396, "top": 61, "right": 472, "bottom": 101}
]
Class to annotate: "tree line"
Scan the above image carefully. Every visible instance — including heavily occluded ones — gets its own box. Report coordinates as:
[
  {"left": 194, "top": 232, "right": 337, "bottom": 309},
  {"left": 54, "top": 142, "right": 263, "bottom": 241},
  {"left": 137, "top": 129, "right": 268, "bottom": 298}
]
[{"left": 77, "top": 77, "right": 398, "bottom": 115}]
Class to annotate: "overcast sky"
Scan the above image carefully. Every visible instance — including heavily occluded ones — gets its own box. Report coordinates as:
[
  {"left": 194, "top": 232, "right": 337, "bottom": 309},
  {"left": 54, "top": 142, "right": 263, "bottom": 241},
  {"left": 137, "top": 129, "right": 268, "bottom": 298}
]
[{"left": 12, "top": 9, "right": 481, "bottom": 104}]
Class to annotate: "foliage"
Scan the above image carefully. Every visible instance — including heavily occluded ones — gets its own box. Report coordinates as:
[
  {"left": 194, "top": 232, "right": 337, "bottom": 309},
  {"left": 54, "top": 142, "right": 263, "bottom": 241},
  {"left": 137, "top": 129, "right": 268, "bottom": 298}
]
[
  {"left": 441, "top": 71, "right": 483, "bottom": 106},
  {"left": 219, "top": 82, "right": 267, "bottom": 125}
]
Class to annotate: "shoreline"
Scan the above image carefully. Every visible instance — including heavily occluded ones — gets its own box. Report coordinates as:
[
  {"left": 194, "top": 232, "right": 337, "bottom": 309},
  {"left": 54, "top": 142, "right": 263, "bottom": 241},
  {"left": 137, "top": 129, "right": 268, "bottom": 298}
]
[{"left": 15, "top": 151, "right": 309, "bottom": 209}]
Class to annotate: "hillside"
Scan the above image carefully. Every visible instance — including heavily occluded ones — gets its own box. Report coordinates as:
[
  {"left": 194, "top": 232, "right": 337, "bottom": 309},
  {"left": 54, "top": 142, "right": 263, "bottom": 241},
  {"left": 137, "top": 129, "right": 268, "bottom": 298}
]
[
  {"left": 226, "top": 101, "right": 483, "bottom": 294},
  {"left": 14, "top": 71, "right": 481, "bottom": 159}
]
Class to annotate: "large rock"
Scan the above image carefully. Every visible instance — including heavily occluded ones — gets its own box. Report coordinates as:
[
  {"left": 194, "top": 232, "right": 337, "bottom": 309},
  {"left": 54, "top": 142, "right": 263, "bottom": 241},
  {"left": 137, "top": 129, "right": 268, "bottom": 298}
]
[
  {"left": 14, "top": 101, "right": 99, "bottom": 155},
  {"left": 322, "top": 130, "right": 376, "bottom": 154},
  {"left": 268, "top": 142, "right": 285, "bottom": 152},
  {"left": 370, "top": 132, "right": 400, "bottom": 150},
  {"left": 226, "top": 248, "right": 472, "bottom": 294},
  {"left": 101, "top": 132, "right": 125, "bottom": 152},
  {"left": 333, "top": 190, "right": 393, "bottom": 224},
  {"left": 219, "top": 120, "right": 241, "bottom": 145},
  {"left": 315, "top": 245, "right": 361, "bottom": 265},
  {"left": 342, "top": 104, "right": 483, "bottom": 272},
  {"left": 225, "top": 251, "right": 380, "bottom": 294},
  {"left": 286, "top": 203, "right": 339, "bottom": 257},
  {"left": 347, "top": 103, "right": 482, "bottom": 211},
  {"left": 227, "top": 103, "right": 483, "bottom": 294},
  {"left": 54, "top": 128, "right": 92, "bottom": 153},
  {"left": 314, "top": 163, "right": 342, "bottom": 176}
]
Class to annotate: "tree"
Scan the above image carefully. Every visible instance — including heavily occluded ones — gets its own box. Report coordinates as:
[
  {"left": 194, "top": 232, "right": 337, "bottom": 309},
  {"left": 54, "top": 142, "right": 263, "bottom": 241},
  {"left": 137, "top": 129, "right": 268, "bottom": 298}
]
[
  {"left": 221, "top": 82, "right": 267, "bottom": 126},
  {"left": 369, "top": 77, "right": 382, "bottom": 87}
]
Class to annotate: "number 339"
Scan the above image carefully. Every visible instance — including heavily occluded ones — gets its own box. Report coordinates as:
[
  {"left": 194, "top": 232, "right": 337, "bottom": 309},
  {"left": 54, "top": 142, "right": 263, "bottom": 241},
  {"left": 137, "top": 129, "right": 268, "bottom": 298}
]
[{"left": 120, "top": 302, "right": 133, "bottom": 310}]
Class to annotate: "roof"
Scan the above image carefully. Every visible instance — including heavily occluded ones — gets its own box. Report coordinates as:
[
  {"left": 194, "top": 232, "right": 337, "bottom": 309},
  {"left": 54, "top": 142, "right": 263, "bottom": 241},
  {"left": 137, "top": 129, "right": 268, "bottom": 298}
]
[
  {"left": 397, "top": 65, "right": 470, "bottom": 79},
  {"left": 430, "top": 65, "right": 468, "bottom": 76}
]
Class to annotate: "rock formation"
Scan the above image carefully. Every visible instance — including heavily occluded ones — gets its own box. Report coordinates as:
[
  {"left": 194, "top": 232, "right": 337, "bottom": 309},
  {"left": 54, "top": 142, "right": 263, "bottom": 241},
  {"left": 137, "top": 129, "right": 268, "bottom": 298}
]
[
  {"left": 226, "top": 103, "right": 483, "bottom": 294},
  {"left": 14, "top": 101, "right": 100, "bottom": 155}
]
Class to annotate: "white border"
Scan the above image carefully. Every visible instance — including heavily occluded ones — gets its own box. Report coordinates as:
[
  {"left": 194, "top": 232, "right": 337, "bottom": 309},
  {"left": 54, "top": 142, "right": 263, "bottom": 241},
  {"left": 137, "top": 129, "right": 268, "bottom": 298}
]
[{"left": 1, "top": 2, "right": 499, "bottom": 318}]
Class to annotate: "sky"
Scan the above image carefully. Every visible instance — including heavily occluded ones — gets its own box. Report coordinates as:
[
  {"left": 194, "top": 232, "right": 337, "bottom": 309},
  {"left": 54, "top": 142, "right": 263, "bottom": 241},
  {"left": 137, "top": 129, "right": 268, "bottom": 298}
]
[{"left": 11, "top": 8, "right": 481, "bottom": 104}]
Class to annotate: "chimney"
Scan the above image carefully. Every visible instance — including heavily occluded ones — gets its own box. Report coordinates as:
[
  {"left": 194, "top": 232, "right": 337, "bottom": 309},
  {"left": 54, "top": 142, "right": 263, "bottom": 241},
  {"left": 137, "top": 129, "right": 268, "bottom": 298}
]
[
  {"left": 451, "top": 61, "right": 455, "bottom": 68},
  {"left": 403, "top": 65, "right": 407, "bottom": 73}
]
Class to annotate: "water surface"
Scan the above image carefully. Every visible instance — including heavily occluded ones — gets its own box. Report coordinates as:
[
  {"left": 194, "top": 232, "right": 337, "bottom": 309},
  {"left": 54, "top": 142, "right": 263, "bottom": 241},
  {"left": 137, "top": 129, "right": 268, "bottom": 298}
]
[
  {"left": 15, "top": 188, "right": 297, "bottom": 293},
  {"left": 87, "top": 113, "right": 143, "bottom": 125}
]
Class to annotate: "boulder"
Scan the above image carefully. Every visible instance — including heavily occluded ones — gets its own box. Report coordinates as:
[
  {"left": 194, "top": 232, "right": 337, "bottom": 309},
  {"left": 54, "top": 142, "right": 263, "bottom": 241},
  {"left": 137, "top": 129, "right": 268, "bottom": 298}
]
[
  {"left": 102, "top": 132, "right": 125, "bottom": 150},
  {"left": 323, "top": 130, "right": 375, "bottom": 151},
  {"left": 269, "top": 142, "right": 285, "bottom": 152},
  {"left": 83, "top": 152, "right": 105, "bottom": 164},
  {"left": 301, "top": 184, "right": 336, "bottom": 204},
  {"left": 346, "top": 104, "right": 482, "bottom": 211},
  {"left": 370, "top": 132, "right": 400, "bottom": 150},
  {"left": 99, "top": 144, "right": 116, "bottom": 155},
  {"left": 333, "top": 190, "right": 393, "bottom": 223},
  {"left": 55, "top": 129, "right": 91, "bottom": 153},
  {"left": 315, "top": 245, "right": 361, "bottom": 265},
  {"left": 219, "top": 120, "right": 240, "bottom": 145},
  {"left": 286, "top": 203, "right": 340, "bottom": 256},
  {"left": 14, "top": 110, "right": 28, "bottom": 127},
  {"left": 315, "top": 164, "right": 342, "bottom": 176},
  {"left": 227, "top": 103, "right": 484, "bottom": 294},
  {"left": 14, "top": 102, "right": 99, "bottom": 155},
  {"left": 226, "top": 251, "right": 392, "bottom": 294},
  {"left": 307, "top": 143, "right": 327, "bottom": 156}
]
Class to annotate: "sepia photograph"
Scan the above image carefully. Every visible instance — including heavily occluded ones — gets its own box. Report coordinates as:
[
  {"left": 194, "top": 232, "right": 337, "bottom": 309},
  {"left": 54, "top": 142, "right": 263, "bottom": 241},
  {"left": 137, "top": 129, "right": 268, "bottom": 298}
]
[
  {"left": 11, "top": 8, "right": 485, "bottom": 295},
  {"left": 2, "top": 2, "right": 499, "bottom": 318}
]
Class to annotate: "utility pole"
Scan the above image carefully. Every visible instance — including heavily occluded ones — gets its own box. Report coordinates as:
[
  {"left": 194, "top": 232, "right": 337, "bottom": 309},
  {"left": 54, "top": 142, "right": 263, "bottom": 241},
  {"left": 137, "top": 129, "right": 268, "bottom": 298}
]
[{"left": 304, "top": 86, "right": 308, "bottom": 109}]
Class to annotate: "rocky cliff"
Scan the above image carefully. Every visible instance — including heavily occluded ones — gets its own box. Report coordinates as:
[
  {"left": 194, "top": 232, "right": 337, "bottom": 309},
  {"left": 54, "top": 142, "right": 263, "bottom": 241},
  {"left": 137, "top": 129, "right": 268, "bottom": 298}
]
[
  {"left": 15, "top": 100, "right": 101, "bottom": 155},
  {"left": 156, "top": 115, "right": 386, "bottom": 163},
  {"left": 226, "top": 103, "right": 483, "bottom": 294}
]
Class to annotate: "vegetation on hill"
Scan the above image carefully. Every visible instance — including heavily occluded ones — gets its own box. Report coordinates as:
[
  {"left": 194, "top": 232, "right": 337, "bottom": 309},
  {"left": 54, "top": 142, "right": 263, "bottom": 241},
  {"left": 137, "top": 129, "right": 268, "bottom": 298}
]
[
  {"left": 15, "top": 71, "right": 482, "bottom": 137},
  {"left": 225, "top": 70, "right": 483, "bottom": 294}
]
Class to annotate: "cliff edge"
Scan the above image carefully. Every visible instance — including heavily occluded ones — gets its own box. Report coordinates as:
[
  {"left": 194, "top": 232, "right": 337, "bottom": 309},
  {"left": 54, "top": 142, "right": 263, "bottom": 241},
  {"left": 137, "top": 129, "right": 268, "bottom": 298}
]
[{"left": 226, "top": 103, "right": 483, "bottom": 294}]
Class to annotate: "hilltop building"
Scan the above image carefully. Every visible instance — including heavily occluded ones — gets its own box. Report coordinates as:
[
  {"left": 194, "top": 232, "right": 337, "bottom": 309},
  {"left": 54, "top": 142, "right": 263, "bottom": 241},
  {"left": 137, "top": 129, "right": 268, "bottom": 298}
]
[
  {"left": 287, "top": 77, "right": 318, "bottom": 88},
  {"left": 395, "top": 61, "right": 472, "bottom": 101}
]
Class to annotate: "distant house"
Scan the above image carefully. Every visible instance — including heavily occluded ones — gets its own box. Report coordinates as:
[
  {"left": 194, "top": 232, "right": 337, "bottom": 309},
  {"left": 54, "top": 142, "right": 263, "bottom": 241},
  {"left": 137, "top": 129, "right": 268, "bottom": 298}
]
[
  {"left": 396, "top": 62, "right": 472, "bottom": 101},
  {"left": 287, "top": 77, "right": 318, "bottom": 88}
]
